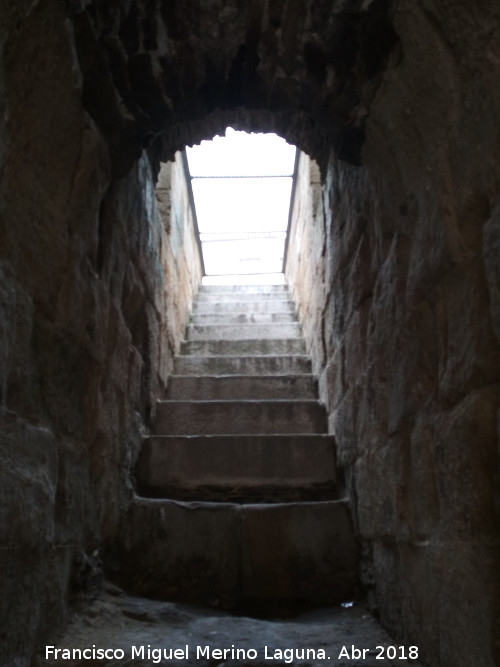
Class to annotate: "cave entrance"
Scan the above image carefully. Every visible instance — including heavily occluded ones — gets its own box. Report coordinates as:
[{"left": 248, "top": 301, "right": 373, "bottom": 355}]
[{"left": 185, "top": 128, "right": 297, "bottom": 284}]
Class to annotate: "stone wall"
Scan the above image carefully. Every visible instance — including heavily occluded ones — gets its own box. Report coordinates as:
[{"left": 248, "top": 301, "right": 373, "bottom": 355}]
[
  {"left": 0, "top": 2, "right": 202, "bottom": 659},
  {"left": 155, "top": 157, "right": 204, "bottom": 363},
  {"left": 67, "top": 0, "right": 398, "bottom": 176},
  {"left": 285, "top": 154, "right": 325, "bottom": 377},
  {"left": 285, "top": 3, "right": 500, "bottom": 665}
]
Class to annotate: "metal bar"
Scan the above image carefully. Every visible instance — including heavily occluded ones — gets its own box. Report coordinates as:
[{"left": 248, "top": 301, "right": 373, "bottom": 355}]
[
  {"left": 282, "top": 148, "right": 300, "bottom": 273},
  {"left": 205, "top": 271, "right": 284, "bottom": 277},
  {"left": 200, "top": 231, "right": 286, "bottom": 236},
  {"left": 201, "top": 238, "right": 285, "bottom": 244},
  {"left": 190, "top": 174, "right": 293, "bottom": 179}
]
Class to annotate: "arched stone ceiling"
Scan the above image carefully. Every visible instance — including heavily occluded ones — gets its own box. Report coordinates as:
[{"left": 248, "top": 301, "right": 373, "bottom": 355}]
[{"left": 69, "top": 0, "right": 399, "bottom": 177}]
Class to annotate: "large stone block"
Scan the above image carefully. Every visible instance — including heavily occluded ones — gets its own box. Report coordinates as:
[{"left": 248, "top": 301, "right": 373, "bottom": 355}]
[
  {"left": 194, "top": 300, "right": 295, "bottom": 315},
  {"left": 136, "top": 434, "right": 336, "bottom": 501},
  {"left": 173, "top": 354, "right": 312, "bottom": 376},
  {"left": 116, "top": 499, "right": 240, "bottom": 604},
  {"left": 114, "top": 499, "right": 357, "bottom": 608},
  {"left": 199, "top": 284, "right": 288, "bottom": 294},
  {"left": 166, "top": 374, "right": 317, "bottom": 400},
  {"left": 192, "top": 311, "right": 297, "bottom": 325},
  {"left": 153, "top": 399, "right": 328, "bottom": 435},
  {"left": 186, "top": 322, "right": 301, "bottom": 340},
  {"left": 181, "top": 338, "right": 306, "bottom": 355},
  {"left": 240, "top": 501, "right": 357, "bottom": 604}
]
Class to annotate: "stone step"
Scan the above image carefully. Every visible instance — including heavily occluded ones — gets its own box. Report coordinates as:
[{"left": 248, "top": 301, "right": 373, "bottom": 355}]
[
  {"left": 118, "top": 499, "right": 357, "bottom": 607},
  {"left": 196, "top": 292, "right": 294, "bottom": 303},
  {"left": 166, "top": 374, "right": 317, "bottom": 400},
  {"left": 194, "top": 300, "right": 294, "bottom": 315},
  {"left": 152, "top": 399, "right": 327, "bottom": 435},
  {"left": 199, "top": 284, "right": 289, "bottom": 294},
  {"left": 186, "top": 322, "right": 302, "bottom": 341},
  {"left": 124, "top": 282, "right": 358, "bottom": 613},
  {"left": 180, "top": 338, "right": 306, "bottom": 356},
  {"left": 191, "top": 311, "right": 298, "bottom": 325},
  {"left": 136, "top": 434, "right": 336, "bottom": 502},
  {"left": 173, "top": 354, "right": 312, "bottom": 376}
]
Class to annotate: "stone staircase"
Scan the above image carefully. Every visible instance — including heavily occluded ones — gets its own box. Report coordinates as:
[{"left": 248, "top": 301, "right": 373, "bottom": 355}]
[{"left": 119, "top": 282, "right": 357, "bottom": 611}]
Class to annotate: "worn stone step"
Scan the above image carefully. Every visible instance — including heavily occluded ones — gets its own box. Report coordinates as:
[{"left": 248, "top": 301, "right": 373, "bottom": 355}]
[
  {"left": 196, "top": 292, "right": 294, "bottom": 303},
  {"left": 153, "top": 399, "right": 327, "bottom": 435},
  {"left": 186, "top": 322, "right": 302, "bottom": 341},
  {"left": 136, "top": 434, "right": 336, "bottom": 501},
  {"left": 191, "top": 311, "right": 298, "bottom": 325},
  {"left": 166, "top": 374, "right": 317, "bottom": 400},
  {"left": 199, "top": 284, "right": 289, "bottom": 294},
  {"left": 194, "top": 300, "right": 294, "bottom": 315},
  {"left": 180, "top": 338, "right": 306, "bottom": 356},
  {"left": 173, "top": 354, "right": 312, "bottom": 376},
  {"left": 117, "top": 499, "right": 357, "bottom": 606}
]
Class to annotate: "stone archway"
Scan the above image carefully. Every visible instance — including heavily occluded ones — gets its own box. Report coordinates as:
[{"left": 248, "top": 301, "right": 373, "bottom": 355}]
[{"left": 70, "top": 0, "right": 399, "bottom": 176}]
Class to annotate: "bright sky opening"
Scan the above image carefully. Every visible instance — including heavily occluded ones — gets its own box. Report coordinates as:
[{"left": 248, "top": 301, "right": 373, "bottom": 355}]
[{"left": 186, "top": 128, "right": 296, "bottom": 280}]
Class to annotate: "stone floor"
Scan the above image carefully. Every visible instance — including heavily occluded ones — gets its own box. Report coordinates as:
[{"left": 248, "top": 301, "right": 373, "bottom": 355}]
[{"left": 38, "top": 584, "right": 423, "bottom": 667}]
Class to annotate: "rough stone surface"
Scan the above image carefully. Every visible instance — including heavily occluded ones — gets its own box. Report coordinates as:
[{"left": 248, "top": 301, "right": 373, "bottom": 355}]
[
  {"left": 67, "top": 0, "right": 399, "bottom": 176},
  {"left": 39, "top": 587, "right": 423, "bottom": 667},
  {"left": 110, "top": 499, "right": 356, "bottom": 609},
  {"left": 181, "top": 338, "right": 306, "bottom": 355},
  {"left": 165, "top": 374, "right": 318, "bottom": 400},
  {"left": 194, "top": 299, "right": 295, "bottom": 314},
  {"left": 173, "top": 354, "right": 312, "bottom": 376},
  {"left": 117, "top": 282, "right": 355, "bottom": 609},
  {"left": 186, "top": 322, "right": 302, "bottom": 340},
  {"left": 0, "top": 5, "right": 202, "bottom": 657},
  {"left": 153, "top": 399, "right": 327, "bottom": 435},
  {"left": 136, "top": 434, "right": 336, "bottom": 501},
  {"left": 285, "top": 3, "right": 500, "bottom": 665}
]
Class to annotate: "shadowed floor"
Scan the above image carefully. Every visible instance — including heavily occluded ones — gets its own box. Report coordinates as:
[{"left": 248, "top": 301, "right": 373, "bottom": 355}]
[{"left": 40, "top": 585, "right": 423, "bottom": 667}]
